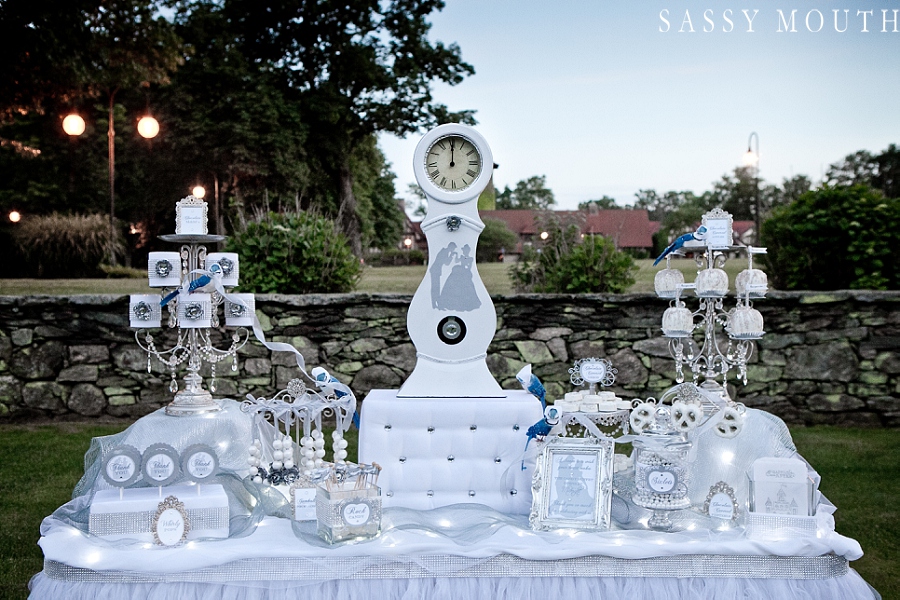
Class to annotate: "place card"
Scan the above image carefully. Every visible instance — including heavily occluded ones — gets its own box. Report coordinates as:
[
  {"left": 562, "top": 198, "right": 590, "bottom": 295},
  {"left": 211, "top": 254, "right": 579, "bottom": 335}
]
[
  {"left": 704, "top": 481, "right": 739, "bottom": 521},
  {"left": 152, "top": 496, "right": 191, "bottom": 546}
]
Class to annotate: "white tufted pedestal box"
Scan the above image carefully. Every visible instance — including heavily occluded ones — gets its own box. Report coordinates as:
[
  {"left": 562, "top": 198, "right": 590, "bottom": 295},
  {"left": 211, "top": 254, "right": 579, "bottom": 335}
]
[{"left": 358, "top": 390, "right": 543, "bottom": 514}]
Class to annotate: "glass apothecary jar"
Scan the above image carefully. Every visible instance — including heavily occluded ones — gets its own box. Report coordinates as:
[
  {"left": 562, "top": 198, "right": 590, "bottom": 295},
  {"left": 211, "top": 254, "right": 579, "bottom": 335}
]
[{"left": 631, "top": 406, "right": 692, "bottom": 531}]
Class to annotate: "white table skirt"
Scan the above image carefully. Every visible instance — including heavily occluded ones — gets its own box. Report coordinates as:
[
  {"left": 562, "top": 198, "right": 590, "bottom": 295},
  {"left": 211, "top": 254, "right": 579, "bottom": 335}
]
[{"left": 30, "top": 509, "right": 879, "bottom": 600}]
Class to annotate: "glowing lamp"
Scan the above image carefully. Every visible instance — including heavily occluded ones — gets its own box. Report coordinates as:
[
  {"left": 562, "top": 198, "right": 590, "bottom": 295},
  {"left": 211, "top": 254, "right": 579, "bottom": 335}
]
[
  {"left": 137, "top": 116, "right": 160, "bottom": 139},
  {"left": 192, "top": 185, "right": 206, "bottom": 199},
  {"left": 540, "top": 231, "right": 549, "bottom": 240},
  {"left": 9, "top": 210, "right": 21, "bottom": 223},
  {"left": 62, "top": 114, "right": 86, "bottom": 136},
  {"left": 743, "top": 149, "right": 759, "bottom": 167}
]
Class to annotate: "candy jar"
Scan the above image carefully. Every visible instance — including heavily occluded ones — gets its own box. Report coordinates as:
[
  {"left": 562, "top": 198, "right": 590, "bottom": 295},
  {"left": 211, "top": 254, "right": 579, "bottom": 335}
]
[{"left": 631, "top": 405, "right": 692, "bottom": 531}]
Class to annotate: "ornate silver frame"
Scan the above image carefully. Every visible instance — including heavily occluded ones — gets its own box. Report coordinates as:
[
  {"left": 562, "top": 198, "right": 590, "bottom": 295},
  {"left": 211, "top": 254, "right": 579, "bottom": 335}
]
[
  {"left": 568, "top": 357, "right": 617, "bottom": 391},
  {"left": 530, "top": 437, "right": 614, "bottom": 532},
  {"left": 175, "top": 195, "right": 208, "bottom": 235},
  {"left": 703, "top": 480, "right": 740, "bottom": 522},
  {"left": 701, "top": 207, "right": 734, "bottom": 249},
  {"left": 152, "top": 495, "right": 191, "bottom": 546}
]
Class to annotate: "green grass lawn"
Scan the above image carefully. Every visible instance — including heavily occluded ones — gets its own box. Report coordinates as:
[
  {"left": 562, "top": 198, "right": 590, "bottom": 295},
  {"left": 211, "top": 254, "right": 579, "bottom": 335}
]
[
  {"left": 0, "top": 423, "right": 893, "bottom": 598},
  {"left": 0, "top": 258, "right": 757, "bottom": 296}
]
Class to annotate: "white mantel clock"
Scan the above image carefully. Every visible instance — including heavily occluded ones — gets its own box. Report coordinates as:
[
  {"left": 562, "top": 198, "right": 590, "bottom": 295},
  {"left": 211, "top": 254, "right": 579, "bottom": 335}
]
[{"left": 398, "top": 124, "right": 503, "bottom": 398}]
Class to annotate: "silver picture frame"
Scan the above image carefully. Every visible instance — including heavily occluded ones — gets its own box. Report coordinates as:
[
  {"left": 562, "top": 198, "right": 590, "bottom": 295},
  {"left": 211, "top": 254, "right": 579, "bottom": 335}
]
[{"left": 529, "top": 436, "right": 614, "bottom": 532}]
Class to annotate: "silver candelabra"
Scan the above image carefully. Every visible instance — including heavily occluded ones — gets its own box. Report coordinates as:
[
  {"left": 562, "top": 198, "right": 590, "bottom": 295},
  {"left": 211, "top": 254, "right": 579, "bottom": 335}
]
[
  {"left": 655, "top": 209, "right": 768, "bottom": 409},
  {"left": 130, "top": 232, "right": 251, "bottom": 416}
]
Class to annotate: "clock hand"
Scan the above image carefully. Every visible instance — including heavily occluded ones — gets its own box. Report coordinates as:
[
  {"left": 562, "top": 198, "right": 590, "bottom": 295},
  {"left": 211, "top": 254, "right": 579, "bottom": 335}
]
[{"left": 449, "top": 140, "right": 455, "bottom": 167}]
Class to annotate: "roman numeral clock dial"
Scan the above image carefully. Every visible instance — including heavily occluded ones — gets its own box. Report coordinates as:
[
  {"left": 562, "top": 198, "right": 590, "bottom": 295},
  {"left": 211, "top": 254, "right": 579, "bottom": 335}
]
[{"left": 425, "top": 135, "right": 482, "bottom": 192}]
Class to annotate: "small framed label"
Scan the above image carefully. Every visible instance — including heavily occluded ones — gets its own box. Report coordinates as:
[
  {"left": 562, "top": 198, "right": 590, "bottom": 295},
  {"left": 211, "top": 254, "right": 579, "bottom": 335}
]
[
  {"left": 290, "top": 481, "right": 317, "bottom": 521},
  {"left": 152, "top": 496, "right": 191, "bottom": 546},
  {"left": 142, "top": 443, "right": 181, "bottom": 486},
  {"left": 569, "top": 358, "right": 617, "bottom": 388},
  {"left": 175, "top": 196, "right": 208, "bottom": 235},
  {"left": 704, "top": 481, "right": 739, "bottom": 521},
  {"left": 101, "top": 445, "right": 142, "bottom": 487},
  {"left": 341, "top": 500, "right": 374, "bottom": 526},
  {"left": 702, "top": 208, "right": 734, "bottom": 249},
  {"left": 182, "top": 445, "right": 218, "bottom": 483},
  {"left": 530, "top": 437, "right": 614, "bottom": 532},
  {"left": 646, "top": 467, "right": 678, "bottom": 493}
]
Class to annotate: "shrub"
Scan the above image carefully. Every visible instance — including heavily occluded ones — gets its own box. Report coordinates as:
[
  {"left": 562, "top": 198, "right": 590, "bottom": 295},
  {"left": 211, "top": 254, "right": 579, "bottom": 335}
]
[
  {"left": 366, "top": 248, "right": 426, "bottom": 266},
  {"left": 226, "top": 211, "right": 361, "bottom": 293},
  {"left": 762, "top": 185, "right": 900, "bottom": 290},
  {"left": 477, "top": 217, "right": 518, "bottom": 263},
  {"left": 510, "top": 214, "right": 636, "bottom": 293},
  {"left": 12, "top": 213, "right": 123, "bottom": 278}
]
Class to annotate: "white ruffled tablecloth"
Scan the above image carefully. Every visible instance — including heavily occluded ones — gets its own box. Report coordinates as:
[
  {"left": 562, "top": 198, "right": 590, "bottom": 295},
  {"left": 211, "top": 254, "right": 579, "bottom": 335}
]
[
  {"left": 28, "top": 400, "right": 879, "bottom": 599},
  {"left": 31, "top": 505, "right": 878, "bottom": 600}
]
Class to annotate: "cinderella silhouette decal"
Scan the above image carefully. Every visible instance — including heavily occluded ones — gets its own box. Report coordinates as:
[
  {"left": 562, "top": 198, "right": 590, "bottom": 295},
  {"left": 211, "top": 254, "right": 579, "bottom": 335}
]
[{"left": 429, "top": 243, "right": 481, "bottom": 312}]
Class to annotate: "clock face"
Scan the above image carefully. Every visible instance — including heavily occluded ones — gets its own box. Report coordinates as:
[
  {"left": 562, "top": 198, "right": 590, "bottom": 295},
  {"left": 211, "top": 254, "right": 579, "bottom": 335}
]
[{"left": 424, "top": 135, "right": 482, "bottom": 192}]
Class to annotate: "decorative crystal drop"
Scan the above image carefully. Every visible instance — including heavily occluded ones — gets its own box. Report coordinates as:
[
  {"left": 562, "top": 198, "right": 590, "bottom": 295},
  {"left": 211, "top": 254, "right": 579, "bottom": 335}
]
[
  {"left": 147, "top": 356, "right": 152, "bottom": 373},
  {"left": 169, "top": 379, "right": 178, "bottom": 393},
  {"left": 232, "top": 356, "right": 238, "bottom": 372},
  {"left": 210, "top": 380, "right": 217, "bottom": 393}
]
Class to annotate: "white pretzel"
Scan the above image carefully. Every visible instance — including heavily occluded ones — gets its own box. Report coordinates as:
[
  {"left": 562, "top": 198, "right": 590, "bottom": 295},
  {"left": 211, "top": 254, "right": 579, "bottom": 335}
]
[
  {"left": 714, "top": 406, "right": 743, "bottom": 438},
  {"left": 630, "top": 402, "right": 656, "bottom": 432},
  {"left": 672, "top": 402, "right": 702, "bottom": 432}
]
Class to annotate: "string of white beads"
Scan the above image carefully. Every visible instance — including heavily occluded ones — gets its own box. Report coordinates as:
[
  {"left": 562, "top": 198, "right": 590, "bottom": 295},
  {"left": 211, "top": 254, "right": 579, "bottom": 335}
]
[
  {"left": 332, "top": 430, "right": 348, "bottom": 463},
  {"left": 248, "top": 439, "right": 263, "bottom": 483}
]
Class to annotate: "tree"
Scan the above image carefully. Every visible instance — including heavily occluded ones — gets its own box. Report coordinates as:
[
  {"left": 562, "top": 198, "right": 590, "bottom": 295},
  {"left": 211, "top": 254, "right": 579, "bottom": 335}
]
[
  {"left": 223, "top": 0, "right": 476, "bottom": 255},
  {"left": 350, "top": 136, "right": 405, "bottom": 251},
  {"left": 510, "top": 213, "right": 635, "bottom": 293},
  {"left": 578, "top": 196, "right": 620, "bottom": 212},
  {"left": 762, "top": 185, "right": 900, "bottom": 290},
  {"left": 477, "top": 218, "right": 517, "bottom": 263},
  {"left": 496, "top": 175, "right": 556, "bottom": 210},
  {"left": 0, "top": 0, "right": 100, "bottom": 119},
  {"left": 825, "top": 144, "right": 900, "bottom": 199}
]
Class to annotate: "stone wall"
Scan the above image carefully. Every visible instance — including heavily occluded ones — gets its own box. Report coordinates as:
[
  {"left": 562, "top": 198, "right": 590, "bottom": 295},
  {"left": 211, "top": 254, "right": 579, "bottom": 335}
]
[{"left": 0, "top": 292, "right": 897, "bottom": 426}]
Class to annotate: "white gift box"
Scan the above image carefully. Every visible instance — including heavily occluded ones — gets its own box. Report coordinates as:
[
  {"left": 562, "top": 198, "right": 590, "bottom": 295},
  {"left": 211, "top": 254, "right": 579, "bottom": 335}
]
[
  {"left": 207, "top": 253, "right": 240, "bottom": 287},
  {"left": 177, "top": 293, "right": 212, "bottom": 329},
  {"left": 225, "top": 293, "right": 255, "bottom": 327},
  {"left": 88, "top": 484, "right": 229, "bottom": 542},
  {"left": 130, "top": 295, "right": 162, "bottom": 328},
  {"left": 147, "top": 252, "right": 182, "bottom": 287}
]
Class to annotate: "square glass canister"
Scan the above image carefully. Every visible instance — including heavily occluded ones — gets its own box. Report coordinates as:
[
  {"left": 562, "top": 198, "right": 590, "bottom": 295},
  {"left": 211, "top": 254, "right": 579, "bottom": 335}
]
[{"left": 315, "top": 483, "right": 382, "bottom": 544}]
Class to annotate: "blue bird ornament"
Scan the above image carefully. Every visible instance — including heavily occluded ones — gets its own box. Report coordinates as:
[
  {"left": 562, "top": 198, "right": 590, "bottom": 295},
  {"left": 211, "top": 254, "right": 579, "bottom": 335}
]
[
  {"left": 653, "top": 225, "right": 708, "bottom": 266},
  {"left": 516, "top": 364, "right": 546, "bottom": 408},
  {"left": 160, "top": 263, "right": 222, "bottom": 307},
  {"left": 522, "top": 405, "right": 562, "bottom": 469}
]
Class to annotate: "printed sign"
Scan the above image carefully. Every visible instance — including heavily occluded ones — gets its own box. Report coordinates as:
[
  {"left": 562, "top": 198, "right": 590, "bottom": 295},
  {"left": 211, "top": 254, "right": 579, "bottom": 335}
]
[
  {"left": 142, "top": 443, "right": 181, "bottom": 486},
  {"left": 342, "top": 501, "right": 372, "bottom": 526},
  {"left": 646, "top": 468, "right": 678, "bottom": 493},
  {"left": 182, "top": 445, "right": 218, "bottom": 483},
  {"left": 152, "top": 496, "right": 190, "bottom": 546},
  {"left": 101, "top": 445, "right": 142, "bottom": 487},
  {"left": 579, "top": 361, "right": 607, "bottom": 384},
  {"left": 293, "top": 487, "right": 317, "bottom": 521},
  {"left": 704, "top": 481, "right": 739, "bottom": 521},
  {"left": 704, "top": 217, "right": 733, "bottom": 249},
  {"left": 709, "top": 492, "right": 735, "bottom": 520}
]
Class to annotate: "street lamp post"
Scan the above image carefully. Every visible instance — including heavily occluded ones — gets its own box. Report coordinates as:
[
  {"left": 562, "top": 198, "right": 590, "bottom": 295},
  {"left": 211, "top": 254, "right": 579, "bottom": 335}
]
[
  {"left": 743, "top": 132, "right": 760, "bottom": 244},
  {"left": 64, "top": 106, "right": 159, "bottom": 265}
]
